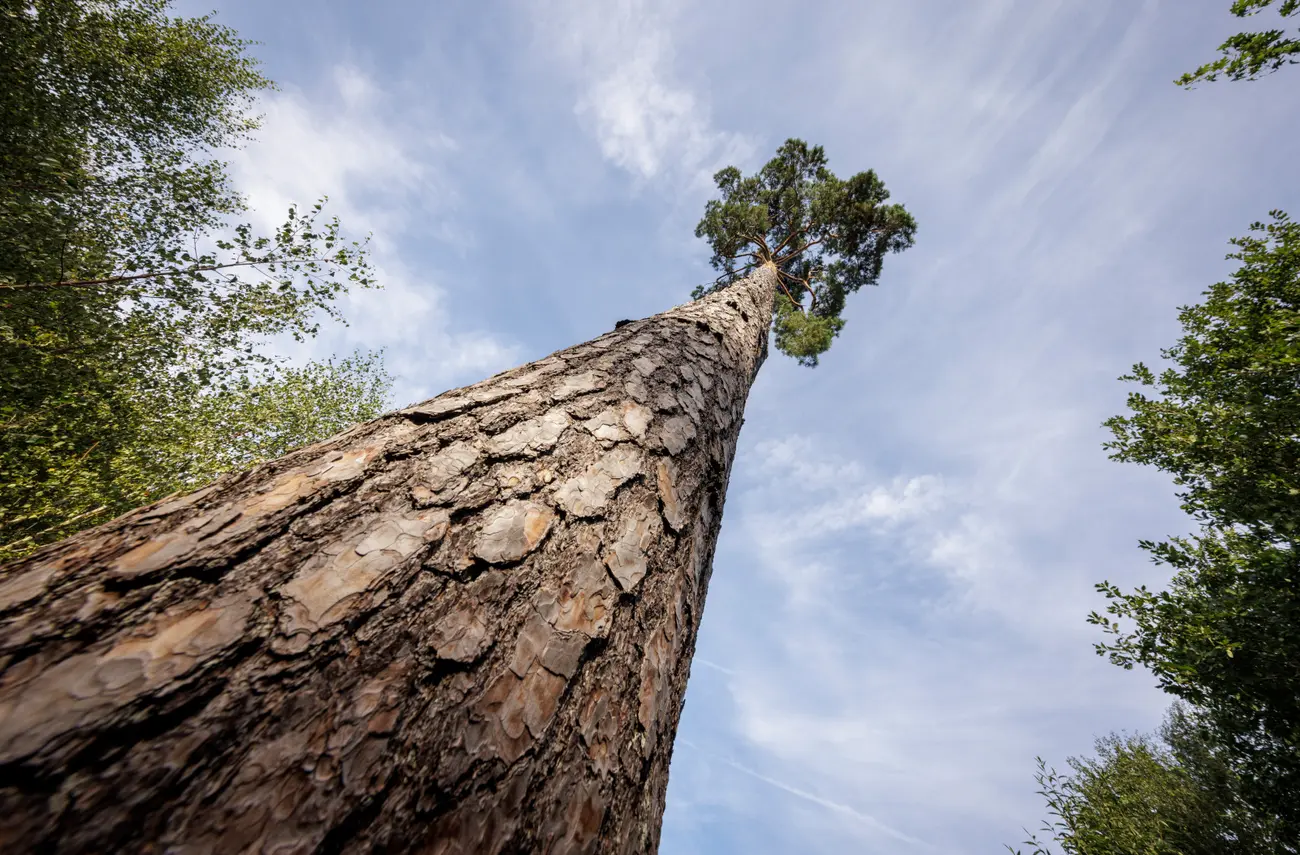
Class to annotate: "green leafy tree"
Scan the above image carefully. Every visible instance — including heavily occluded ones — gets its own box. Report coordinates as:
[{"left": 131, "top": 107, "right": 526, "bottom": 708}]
[
  {"left": 1177, "top": 1, "right": 1300, "bottom": 86},
  {"left": 1010, "top": 705, "right": 1289, "bottom": 855},
  {"left": 1091, "top": 212, "right": 1300, "bottom": 839},
  {"left": 172, "top": 351, "right": 394, "bottom": 489},
  {"left": 693, "top": 138, "right": 917, "bottom": 366},
  {"left": 3, "top": 0, "right": 261, "bottom": 286},
  {"left": 0, "top": 351, "right": 392, "bottom": 563},
  {"left": 0, "top": 0, "right": 388, "bottom": 559}
]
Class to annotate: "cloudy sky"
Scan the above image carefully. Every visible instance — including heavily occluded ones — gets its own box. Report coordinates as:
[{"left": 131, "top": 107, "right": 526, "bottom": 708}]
[{"left": 177, "top": 0, "right": 1298, "bottom": 850}]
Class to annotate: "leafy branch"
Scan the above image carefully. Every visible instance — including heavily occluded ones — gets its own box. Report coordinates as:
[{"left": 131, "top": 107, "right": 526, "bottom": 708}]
[{"left": 1178, "top": 0, "right": 1300, "bottom": 86}]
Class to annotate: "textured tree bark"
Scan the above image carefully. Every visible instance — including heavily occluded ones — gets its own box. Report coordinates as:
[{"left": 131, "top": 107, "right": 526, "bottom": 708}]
[{"left": 0, "top": 266, "right": 776, "bottom": 854}]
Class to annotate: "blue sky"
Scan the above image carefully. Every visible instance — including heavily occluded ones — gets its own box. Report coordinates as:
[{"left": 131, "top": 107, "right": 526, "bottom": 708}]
[{"left": 178, "top": 0, "right": 1299, "bottom": 850}]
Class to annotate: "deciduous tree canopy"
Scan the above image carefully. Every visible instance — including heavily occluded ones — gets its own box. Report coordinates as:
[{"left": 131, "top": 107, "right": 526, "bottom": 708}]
[
  {"left": 1011, "top": 705, "right": 1291, "bottom": 854},
  {"left": 0, "top": 0, "right": 389, "bottom": 559},
  {"left": 1091, "top": 212, "right": 1300, "bottom": 839}
]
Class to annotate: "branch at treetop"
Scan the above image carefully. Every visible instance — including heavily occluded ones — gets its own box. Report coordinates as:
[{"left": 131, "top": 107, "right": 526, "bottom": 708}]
[
  {"left": 784, "top": 270, "right": 819, "bottom": 311},
  {"left": 774, "top": 274, "right": 802, "bottom": 310},
  {"left": 770, "top": 225, "right": 810, "bottom": 259},
  {"left": 744, "top": 233, "right": 772, "bottom": 257},
  {"left": 711, "top": 257, "right": 763, "bottom": 285},
  {"left": 773, "top": 233, "right": 839, "bottom": 267}
]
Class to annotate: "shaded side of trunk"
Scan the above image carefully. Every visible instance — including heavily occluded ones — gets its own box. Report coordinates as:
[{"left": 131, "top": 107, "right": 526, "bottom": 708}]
[{"left": 0, "top": 267, "right": 776, "bottom": 854}]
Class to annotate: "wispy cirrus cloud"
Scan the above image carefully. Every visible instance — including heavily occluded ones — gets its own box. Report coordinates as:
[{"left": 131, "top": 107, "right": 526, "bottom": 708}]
[{"left": 672, "top": 429, "right": 1168, "bottom": 852}]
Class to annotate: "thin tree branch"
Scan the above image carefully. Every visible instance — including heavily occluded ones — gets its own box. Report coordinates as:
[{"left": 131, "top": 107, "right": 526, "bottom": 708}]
[
  {"left": 771, "top": 225, "right": 810, "bottom": 259},
  {"left": 711, "top": 257, "right": 763, "bottom": 285},
  {"left": 2, "top": 255, "right": 341, "bottom": 292},
  {"left": 0, "top": 504, "right": 109, "bottom": 555},
  {"left": 744, "top": 233, "right": 772, "bottom": 259},
  {"left": 783, "top": 270, "right": 819, "bottom": 312},
  {"left": 774, "top": 275, "right": 802, "bottom": 311},
  {"left": 774, "top": 235, "right": 834, "bottom": 266}
]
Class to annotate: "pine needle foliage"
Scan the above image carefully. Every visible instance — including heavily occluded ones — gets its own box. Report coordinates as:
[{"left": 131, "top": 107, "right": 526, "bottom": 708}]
[{"left": 693, "top": 139, "right": 916, "bottom": 366}]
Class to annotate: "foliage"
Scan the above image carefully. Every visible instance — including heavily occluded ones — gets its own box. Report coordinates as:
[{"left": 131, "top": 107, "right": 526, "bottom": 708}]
[
  {"left": 1177, "top": 0, "right": 1300, "bottom": 86},
  {"left": 0, "top": 352, "right": 391, "bottom": 562},
  {"left": 1010, "top": 705, "right": 1290, "bottom": 855},
  {"left": 0, "top": 0, "right": 373, "bottom": 335},
  {"left": 693, "top": 139, "right": 916, "bottom": 366},
  {"left": 0, "top": 0, "right": 388, "bottom": 560},
  {"left": 1100, "top": 213, "right": 1300, "bottom": 539},
  {"left": 175, "top": 351, "right": 392, "bottom": 487},
  {"left": 1091, "top": 213, "right": 1300, "bottom": 839},
  {"left": 2, "top": 0, "right": 263, "bottom": 286}
]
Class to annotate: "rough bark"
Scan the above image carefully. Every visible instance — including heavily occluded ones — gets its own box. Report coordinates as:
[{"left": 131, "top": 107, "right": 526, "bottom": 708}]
[{"left": 0, "top": 266, "right": 777, "bottom": 854}]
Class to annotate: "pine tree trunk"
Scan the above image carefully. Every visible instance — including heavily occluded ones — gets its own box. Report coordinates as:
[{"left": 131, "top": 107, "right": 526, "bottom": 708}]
[{"left": 0, "top": 267, "right": 776, "bottom": 854}]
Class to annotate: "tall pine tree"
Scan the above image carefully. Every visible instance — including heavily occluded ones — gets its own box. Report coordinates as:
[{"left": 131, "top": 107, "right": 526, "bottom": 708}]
[{"left": 0, "top": 142, "right": 914, "bottom": 852}]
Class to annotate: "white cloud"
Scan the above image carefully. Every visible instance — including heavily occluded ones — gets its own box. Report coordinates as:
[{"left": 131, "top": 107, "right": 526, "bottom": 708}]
[
  {"left": 229, "top": 65, "right": 441, "bottom": 243},
  {"left": 224, "top": 66, "right": 518, "bottom": 404},
  {"left": 751, "top": 435, "right": 865, "bottom": 489},
  {"left": 748, "top": 445, "right": 947, "bottom": 559},
  {"left": 989, "top": 0, "right": 1161, "bottom": 220},
  {"left": 534, "top": 0, "right": 753, "bottom": 185}
]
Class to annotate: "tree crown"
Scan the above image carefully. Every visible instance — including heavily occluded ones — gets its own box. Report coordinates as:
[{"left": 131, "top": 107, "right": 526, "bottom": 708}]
[
  {"left": 1010, "top": 704, "right": 1288, "bottom": 855},
  {"left": 693, "top": 139, "right": 916, "bottom": 366}
]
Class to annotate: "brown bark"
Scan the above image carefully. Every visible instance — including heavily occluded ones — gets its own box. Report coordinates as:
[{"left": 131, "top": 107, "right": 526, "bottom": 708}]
[{"left": 0, "top": 266, "right": 777, "bottom": 854}]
